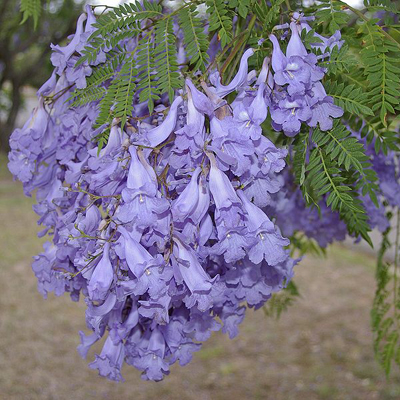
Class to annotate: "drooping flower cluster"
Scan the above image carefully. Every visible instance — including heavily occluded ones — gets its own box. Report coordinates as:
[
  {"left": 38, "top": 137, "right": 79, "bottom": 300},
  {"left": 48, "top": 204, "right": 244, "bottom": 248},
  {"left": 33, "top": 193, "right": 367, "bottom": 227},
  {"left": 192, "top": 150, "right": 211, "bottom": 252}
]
[
  {"left": 268, "top": 18, "right": 344, "bottom": 137},
  {"left": 11, "top": 3, "right": 396, "bottom": 382},
  {"left": 8, "top": 7, "right": 301, "bottom": 382}
]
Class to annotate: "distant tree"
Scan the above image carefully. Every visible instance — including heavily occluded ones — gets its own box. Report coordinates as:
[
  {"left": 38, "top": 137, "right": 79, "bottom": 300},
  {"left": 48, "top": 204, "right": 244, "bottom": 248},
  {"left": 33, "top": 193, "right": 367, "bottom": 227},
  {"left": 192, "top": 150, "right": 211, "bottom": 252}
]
[{"left": 0, "top": 0, "right": 84, "bottom": 152}]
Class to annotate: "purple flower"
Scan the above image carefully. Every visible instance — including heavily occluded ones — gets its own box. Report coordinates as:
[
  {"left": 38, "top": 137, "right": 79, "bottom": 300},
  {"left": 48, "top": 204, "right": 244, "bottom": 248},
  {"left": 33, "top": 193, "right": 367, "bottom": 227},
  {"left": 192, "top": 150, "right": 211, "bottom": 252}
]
[
  {"left": 139, "top": 291, "right": 171, "bottom": 324},
  {"left": 293, "top": 12, "right": 344, "bottom": 53},
  {"left": 77, "top": 204, "right": 101, "bottom": 235},
  {"left": 51, "top": 13, "right": 87, "bottom": 74},
  {"left": 270, "top": 34, "right": 287, "bottom": 73},
  {"left": 169, "top": 340, "right": 201, "bottom": 366},
  {"left": 184, "top": 308, "right": 221, "bottom": 341},
  {"left": 211, "top": 225, "right": 256, "bottom": 263},
  {"left": 185, "top": 78, "right": 214, "bottom": 116},
  {"left": 109, "top": 301, "right": 139, "bottom": 344},
  {"left": 286, "top": 22, "right": 308, "bottom": 58},
  {"left": 271, "top": 96, "right": 312, "bottom": 136},
  {"left": 207, "top": 152, "right": 241, "bottom": 209},
  {"left": 88, "top": 243, "right": 114, "bottom": 301},
  {"left": 118, "top": 226, "right": 160, "bottom": 277},
  {"left": 306, "top": 93, "right": 344, "bottom": 131},
  {"left": 77, "top": 331, "right": 99, "bottom": 359},
  {"left": 37, "top": 71, "right": 57, "bottom": 97},
  {"left": 89, "top": 336, "right": 125, "bottom": 382},
  {"left": 132, "top": 328, "right": 170, "bottom": 381},
  {"left": 126, "top": 258, "right": 171, "bottom": 298},
  {"left": 210, "top": 48, "right": 255, "bottom": 97},
  {"left": 145, "top": 96, "right": 183, "bottom": 147},
  {"left": 9, "top": 15, "right": 305, "bottom": 381},
  {"left": 269, "top": 24, "right": 343, "bottom": 136},
  {"left": 116, "top": 146, "right": 170, "bottom": 228},
  {"left": 8, "top": 98, "right": 50, "bottom": 184},
  {"left": 126, "top": 145, "right": 156, "bottom": 192},
  {"left": 173, "top": 234, "right": 216, "bottom": 294},
  {"left": 172, "top": 167, "right": 202, "bottom": 222},
  {"left": 238, "top": 190, "right": 289, "bottom": 265},
  {"left": 219, "top": 304, "right": 246, "bottom": 339}
]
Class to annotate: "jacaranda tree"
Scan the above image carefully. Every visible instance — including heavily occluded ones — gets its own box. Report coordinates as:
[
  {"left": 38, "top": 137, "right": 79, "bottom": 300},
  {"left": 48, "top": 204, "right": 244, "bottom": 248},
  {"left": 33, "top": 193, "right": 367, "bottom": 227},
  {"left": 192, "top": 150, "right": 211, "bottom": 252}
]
[{"left": 7, "top": 0, "right": 400, "bottom": 381}]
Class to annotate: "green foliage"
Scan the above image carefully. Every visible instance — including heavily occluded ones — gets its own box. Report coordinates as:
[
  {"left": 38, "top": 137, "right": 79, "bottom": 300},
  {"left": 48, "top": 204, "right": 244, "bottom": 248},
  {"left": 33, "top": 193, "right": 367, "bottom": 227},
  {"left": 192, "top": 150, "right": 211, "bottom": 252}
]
[
  {"left": 352, "top": 117, "right": 400, "bottom": 155},
  {"left": 301, "top": 28, "right": 324, "bottom": 50},
  {"left": 228, "top": 0, "right": 251, "bottom": 19},
  {"left": 136, "top": 34, "right": 159, "bottom": 115},
  {"left": 91, "top": 54, "right": 136, "bottom": 140},
  {"left": 358, "top": 21, "right": 400, "bottom": 126},
  {"left": 75, "top": 1, "right": 177, "bottom": 119},
  {"left": 290, "top": 232, "right": 327, "bottom": 258},
  {"left": 293, "top": 121, "right": 378, "bottom": 244},
  {"left": 371, "top": 211, "right": 400, "bottom": 376},
  {"left": 325, "top": 80, "right": 373, "bottom": 117},
  {"left": 154, "top": 17, "right": 181, "bottom": 103},
  {"left": 74, "top": 0, "right": 294, "bottom": 143},
  {"left": 321, "top": 44, "right": 355, "bottom": 75},
  {"left": 315, "top": 0, "right": 350, "bottom": 33},
  {"left": 77, "top": 1, "right": 162, "bottom": 66},
  {"left": 206, "top": 0, "right": 233, "bottom": 49},
  {"left": 313, "top": 122, "right": 378, "bottom": 203},
  {"left": 111, "top": 54, "right": 137, "bottom": 129},
  {"left": 364, "top": 0, "right": 398, "bottom": 11},
  {"left": 309, "top": 146, "right": 372, "bottom": 243},
  {"left": 311, "top": 1, "right": 400, "bottom": 376},
  {"left": 70, "top": 51, "right": 126, "bottom": 107},
  {"left": 254, "top": 0, "right": 285, "bottom": 28},
  {"left": 178, "top": 6, "right": 210, "bottom": 73},
  {"left": 74, "top": 0, "right": 221, "bottom": 139},
  {"left": 263, "top": 281, "right": 300, "bottom": 319},
  {"left": 20, "top": 0, "right": 41, "bottom": 29}
]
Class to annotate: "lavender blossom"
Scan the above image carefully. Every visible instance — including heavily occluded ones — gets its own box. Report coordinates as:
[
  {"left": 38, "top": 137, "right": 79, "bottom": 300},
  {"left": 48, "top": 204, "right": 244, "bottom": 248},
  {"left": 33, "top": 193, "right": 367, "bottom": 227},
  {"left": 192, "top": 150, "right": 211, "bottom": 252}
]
[{"left": 8, "top": 11, "right": 306, "bottom": 382}]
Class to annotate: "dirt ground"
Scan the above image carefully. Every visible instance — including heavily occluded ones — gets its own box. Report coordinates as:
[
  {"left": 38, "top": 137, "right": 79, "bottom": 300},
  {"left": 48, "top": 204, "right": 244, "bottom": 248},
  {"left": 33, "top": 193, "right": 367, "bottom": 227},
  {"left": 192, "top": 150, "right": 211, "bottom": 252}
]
[{"left": 1, "top": 155, "right": 400, "bottom": 400}]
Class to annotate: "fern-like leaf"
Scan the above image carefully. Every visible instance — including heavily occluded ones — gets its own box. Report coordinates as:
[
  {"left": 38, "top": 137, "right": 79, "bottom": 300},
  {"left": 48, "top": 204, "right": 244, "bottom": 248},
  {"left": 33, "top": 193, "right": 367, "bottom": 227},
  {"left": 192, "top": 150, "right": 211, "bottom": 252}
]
[
  {"left": 306, "top": 145, "right": 372, "bottom": 243},
  {"left": 359, "top": 21, "right": 400, "bottom": 126},
  {"left": 364, "top": 0, "right": 397, "bottom": 11},
  {"left": 70, "top": 52, "right": 126, "bottom": 107},
  {"left": 319, "top": 44, "right": 355, "bottom": 75},
  {"left": 136, "top": 34, "right": 159, "bottom": 115},
  {"left": 254, "top": 0, "right": 285, "bottom": 27},
  {"left": 312, "top": 122, "right": 379, "bottom": 205},
  {"left": 179, "top": 6, "right": 210, "bottom": 72},
  {"left": 154, "top": 17, "right": 181, "bottom": 103},
  {"left": 206, "top": 0, "right": 233, "bottom": 49},
  {"left": 263, "top": 281, "right": 300, "bottom": 319},
  {"left": 371, "top": 213, "right": 400, "bottom": 377},
  {"left": 315, "top": 0, "right": 350, "bottom": 33},
  {"left": 112, "top": 55, "right": 137, "bottom": 129},
  {"left": 359, "top": 118, "right": 400, "bottom": 154},
  {"left": 76, "top": 1, "right": 162, "bottom": 67},
  {"left": 20, "top": 0, "right": 41, "bottom": 29},
  {"left": 228, "top": 0, "right": 251, "bottom": 19},
  {"left": 325, "top": 80, "right": 374, "bottom": 116},
  {"left": 90, "top": 1, "right": 162, "bottom": 39}
]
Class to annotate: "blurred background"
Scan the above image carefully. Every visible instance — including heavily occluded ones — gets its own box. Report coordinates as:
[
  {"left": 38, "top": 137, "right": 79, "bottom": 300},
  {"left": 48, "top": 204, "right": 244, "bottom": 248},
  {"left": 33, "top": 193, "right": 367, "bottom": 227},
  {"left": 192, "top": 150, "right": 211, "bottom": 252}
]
[{"left": 1, "top": 0, "right": 400, "bottom": 399}]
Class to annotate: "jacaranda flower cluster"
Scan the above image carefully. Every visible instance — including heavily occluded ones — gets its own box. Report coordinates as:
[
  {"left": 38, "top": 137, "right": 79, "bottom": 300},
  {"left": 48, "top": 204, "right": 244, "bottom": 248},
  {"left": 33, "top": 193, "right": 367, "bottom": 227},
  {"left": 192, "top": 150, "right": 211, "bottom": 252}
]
[
  {"left": 7, "top": 6, "right": 372, "bottom": 382},
  {"left": 268, "top": 17, "right": 344, "bottom": 137}
]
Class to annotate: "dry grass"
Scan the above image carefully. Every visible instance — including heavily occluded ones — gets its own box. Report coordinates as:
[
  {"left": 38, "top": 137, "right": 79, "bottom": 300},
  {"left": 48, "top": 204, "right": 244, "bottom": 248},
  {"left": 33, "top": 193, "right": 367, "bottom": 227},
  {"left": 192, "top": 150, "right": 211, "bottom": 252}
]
[{"left": 1, "top": 154, "right": 400, "bottom": 400}]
